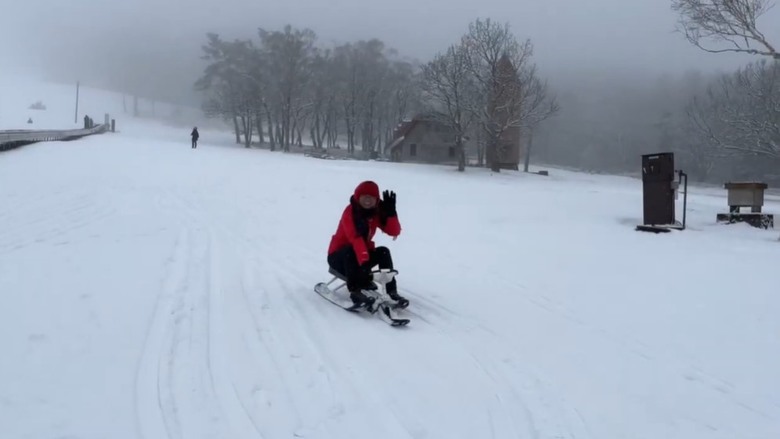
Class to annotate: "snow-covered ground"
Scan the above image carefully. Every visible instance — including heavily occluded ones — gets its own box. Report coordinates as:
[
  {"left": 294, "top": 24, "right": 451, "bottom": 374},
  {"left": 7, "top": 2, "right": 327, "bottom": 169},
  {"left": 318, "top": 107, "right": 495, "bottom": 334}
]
[{"left": 1, "top": 80, "right": 778, "bottom": 439}]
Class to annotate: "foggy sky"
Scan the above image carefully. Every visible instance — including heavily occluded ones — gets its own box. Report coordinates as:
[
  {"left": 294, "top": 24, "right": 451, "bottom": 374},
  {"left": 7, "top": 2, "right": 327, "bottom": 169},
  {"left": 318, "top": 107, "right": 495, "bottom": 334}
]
[{"left": 3, "top": 0, "right": 778, "bottom": 98}]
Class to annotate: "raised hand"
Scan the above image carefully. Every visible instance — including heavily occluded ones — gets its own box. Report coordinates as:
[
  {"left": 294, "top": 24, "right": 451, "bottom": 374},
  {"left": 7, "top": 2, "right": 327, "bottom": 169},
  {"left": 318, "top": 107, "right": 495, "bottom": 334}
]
[{"left": 381, "top": 190, "right": 397, "bottom": 217}]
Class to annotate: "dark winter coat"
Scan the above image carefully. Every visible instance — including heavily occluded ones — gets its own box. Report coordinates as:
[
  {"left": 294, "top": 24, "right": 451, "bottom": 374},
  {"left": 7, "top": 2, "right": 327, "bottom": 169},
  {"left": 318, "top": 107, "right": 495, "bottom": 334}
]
[{"left": 328, "top": 181, "right": 401, "bottom": 265}]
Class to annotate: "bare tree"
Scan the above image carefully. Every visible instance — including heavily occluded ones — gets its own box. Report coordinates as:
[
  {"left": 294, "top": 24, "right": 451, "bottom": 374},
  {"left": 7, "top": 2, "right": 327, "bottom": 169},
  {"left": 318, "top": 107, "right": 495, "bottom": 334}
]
[
  {"left": 387, "top": 60, "right": 420, "bottom": 146},
  {"left": 329, "top": 39, "right": 412, "bottom": 155},
  {"left": 668, "top": 113, "right": 720, "bottom": 179},
  {"left": 306, "top": 49, "right": 335, "bottom": 149},
  {"left": 332, "top": 43, "right": 361, "bottom": 153},
  {"left": 516, "top": 65, "right": 560, "bottom": 172},
  {"left": 196, "top": 33, "right": 261, "bottom": 147},
  {"left": 461, "top": 18, "right": 558, "bottom": 171},
  {"left": 671, "top": 0, "right": 779, "bottom": 59},
  {"left": 686, "top": 59, "right": 780, "bottom": 158},
  {"left": 259, "top": 25, "right": 317, "bottom": 151},
  {"left": 421, "top": 43, "right": 478, "bottom": 171},
  {"left": 358, "top": 43, "right": 390, "bottom": 155},
  {"left": 461, "top": 19, "right": 523, "bottom": 171}
]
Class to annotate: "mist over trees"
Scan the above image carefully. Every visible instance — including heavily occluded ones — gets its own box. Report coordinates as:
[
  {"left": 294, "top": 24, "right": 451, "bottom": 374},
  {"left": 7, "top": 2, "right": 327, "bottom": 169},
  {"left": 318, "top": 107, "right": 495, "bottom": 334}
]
[
  {"left": 195, "top": 5, "right": 778, "bottom": 184},
  {"left": 195, "top": 25, "right": 419, "bottom": 153},
  {"left": 531, "top": 0, "right": 779, "bottom": 185},
  {"left": 195, "top": 18, "right": 557, "bottom": 172},
  {"left": 532, "top": 60, "right": 779, "bottom": 185}
]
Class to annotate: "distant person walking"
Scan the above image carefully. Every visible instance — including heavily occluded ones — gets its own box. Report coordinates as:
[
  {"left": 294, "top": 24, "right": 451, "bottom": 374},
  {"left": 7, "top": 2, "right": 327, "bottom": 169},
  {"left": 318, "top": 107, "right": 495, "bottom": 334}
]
[{"left": 191, "top": 127, "right": 199, "bottom": 149}]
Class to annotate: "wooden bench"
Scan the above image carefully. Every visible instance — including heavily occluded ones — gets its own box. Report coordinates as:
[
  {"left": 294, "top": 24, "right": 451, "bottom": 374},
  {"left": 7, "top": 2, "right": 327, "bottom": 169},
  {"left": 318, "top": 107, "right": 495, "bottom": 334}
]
[{"left": 716, "top": 182, "right": 774, "bottom": 229}]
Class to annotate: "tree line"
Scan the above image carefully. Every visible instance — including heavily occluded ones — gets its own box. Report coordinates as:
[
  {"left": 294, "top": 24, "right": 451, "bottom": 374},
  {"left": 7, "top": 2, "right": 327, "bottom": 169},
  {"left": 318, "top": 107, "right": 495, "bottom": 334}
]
[
  {"left": 196, "top": 2, "right": 778, "bottom": 183},
  {"left": 195, "top": 18, "right": 558, "bottom": 172},
  {"left": 195, "top": 25, "right": 419, "bottom": 154}
]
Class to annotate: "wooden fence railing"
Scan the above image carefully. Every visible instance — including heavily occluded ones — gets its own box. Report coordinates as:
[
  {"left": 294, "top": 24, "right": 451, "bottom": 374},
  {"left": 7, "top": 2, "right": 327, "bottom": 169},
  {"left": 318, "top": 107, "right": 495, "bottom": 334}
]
[{"left": 0, "top": 124, "right": 109, "bottom": 152}]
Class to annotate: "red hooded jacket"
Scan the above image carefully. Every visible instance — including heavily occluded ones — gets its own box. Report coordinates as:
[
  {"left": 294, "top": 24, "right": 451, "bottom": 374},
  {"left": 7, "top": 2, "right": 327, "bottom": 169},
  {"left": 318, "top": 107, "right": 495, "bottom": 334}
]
[{"left": 328, "top": 181, "right": 402, "bottom": 265}]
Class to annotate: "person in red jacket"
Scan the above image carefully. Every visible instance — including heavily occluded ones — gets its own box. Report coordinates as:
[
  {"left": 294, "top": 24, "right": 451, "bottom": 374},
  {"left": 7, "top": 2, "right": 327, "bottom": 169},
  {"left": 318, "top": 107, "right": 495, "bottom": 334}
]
[{"left": 327, "top": 180, "right": 409, "bottom": 308}]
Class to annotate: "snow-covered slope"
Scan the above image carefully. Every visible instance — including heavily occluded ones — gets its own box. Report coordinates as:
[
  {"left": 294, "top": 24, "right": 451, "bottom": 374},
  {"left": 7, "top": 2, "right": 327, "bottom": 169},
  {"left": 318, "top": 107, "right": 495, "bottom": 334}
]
[
  {"left": 0, "top": 80, "right": 778, "bottom": 439},
  {"left": 0, "top": 73, "right": 205, "bottom": 132}
]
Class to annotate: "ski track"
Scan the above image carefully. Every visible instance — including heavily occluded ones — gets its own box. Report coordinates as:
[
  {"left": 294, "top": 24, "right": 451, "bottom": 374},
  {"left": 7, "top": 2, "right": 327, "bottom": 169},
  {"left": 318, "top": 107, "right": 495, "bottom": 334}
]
[
  {"left": 405, "top": 292, "right": 591, "bottom": 439},
  {"left": 165, "top": 186, "right": 421, "bottom": 437},
  {"left": 192, "top": 188, "right": 381, "bottom": 437},
  {"left": 134, "top": 226, "right": 187, "bottom": 439},
  {"left": 9, "top": 165, "right": 767, "bottom": 438},
  {"left": 133, "top": 187, "right": 266, "bottom": 439},
  {"left": 253, "top": 256, "right": 423, "bottom": 438},
  {"left": 404, "top": 274, "right": 774, "bottom": 438},
  {"left": 192, "top": 187, "right": 429, "bottom": 436},
  {"left": 482, "top": 275, "right": 775, "bottom": 427},
  {"left": 191, "top": 185, "right": 390, "bottom": 438},
  {"left": 228, "top": 205, "right": 584, "bottom": 438},
  {"left": 132, "top": 182, "right": 597, "bottom": 438},
  {"left": 0, "top": 191, "right": 116, "bottom": 254}
]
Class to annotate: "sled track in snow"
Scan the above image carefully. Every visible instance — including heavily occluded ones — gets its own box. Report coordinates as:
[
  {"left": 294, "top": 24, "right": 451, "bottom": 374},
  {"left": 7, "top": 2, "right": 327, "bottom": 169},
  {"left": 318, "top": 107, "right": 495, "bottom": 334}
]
[
  {"left": 134, "top": 189, "right": 267, "bottom": 439},
  {"left": 191, "top": 189, "right": 405, "bottom": 436},
  {"left": 160, "top": 186, "right": 423, "bottom": 436},
  {"left": 139, "top": 185, "right": 597, "bottom": 438},
  {"left": 461, "top": 277, "right": 778, "bottom": 431},
  {"left": 0, "top": 190, "right": 116, "bottom": 255},
  {"left": 134, "top": 226, "right": 187, "bottom": 439},
  {"left": 402, "top": 292, "right": 595, "bottom": 439},
  {"left": 240, "top": 236, "right": 591, "bottom": 438}
]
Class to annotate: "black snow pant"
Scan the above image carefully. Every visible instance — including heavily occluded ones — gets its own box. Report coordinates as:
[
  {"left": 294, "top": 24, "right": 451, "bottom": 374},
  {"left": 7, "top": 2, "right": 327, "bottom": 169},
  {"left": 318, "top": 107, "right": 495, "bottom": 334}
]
[
  {"left": 192, "top": 138, "right": 198, "bottom": 148},
  {"left": 328, "top": 245, "right": 397, "bottom": 294}
]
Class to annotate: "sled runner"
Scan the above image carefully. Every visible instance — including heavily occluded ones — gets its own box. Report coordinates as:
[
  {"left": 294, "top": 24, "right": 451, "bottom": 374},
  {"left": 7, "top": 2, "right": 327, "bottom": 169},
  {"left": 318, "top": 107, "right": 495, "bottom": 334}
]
[{"left": 314, "top": 267, "right": 410, "bottom": 327}]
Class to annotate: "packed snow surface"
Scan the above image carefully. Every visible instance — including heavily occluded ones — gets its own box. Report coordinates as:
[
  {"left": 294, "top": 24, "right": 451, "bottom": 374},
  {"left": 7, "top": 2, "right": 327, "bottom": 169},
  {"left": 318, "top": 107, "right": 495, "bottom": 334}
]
[{"left": 1, "top": 79, "right": 778, "bottom": 439}]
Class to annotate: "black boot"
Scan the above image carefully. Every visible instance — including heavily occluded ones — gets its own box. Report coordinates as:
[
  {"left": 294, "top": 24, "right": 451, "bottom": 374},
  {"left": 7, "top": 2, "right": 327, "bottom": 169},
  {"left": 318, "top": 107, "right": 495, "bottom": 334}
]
[
  {"left": 386, "top": 289, "right": 409, "bottom": 309},
  {"left": 349, "top": 290, "right": 375, "bottom": 309}
]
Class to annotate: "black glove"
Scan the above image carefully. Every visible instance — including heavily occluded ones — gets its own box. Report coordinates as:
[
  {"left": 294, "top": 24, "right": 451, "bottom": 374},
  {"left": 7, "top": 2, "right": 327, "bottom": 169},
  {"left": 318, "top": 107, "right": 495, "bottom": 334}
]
[{"left": 380, "top": 190, "right": 397, "bottom": 218}]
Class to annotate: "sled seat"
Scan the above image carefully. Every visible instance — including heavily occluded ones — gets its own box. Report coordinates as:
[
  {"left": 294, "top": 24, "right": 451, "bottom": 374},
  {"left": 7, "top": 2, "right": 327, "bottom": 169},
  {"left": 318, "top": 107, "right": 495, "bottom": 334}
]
[
  {"left": 327, "top": 267, "right": 378, "bottom": 291},
  {"left": 328, "top": 267, "right": 347, "bottom": 281}
]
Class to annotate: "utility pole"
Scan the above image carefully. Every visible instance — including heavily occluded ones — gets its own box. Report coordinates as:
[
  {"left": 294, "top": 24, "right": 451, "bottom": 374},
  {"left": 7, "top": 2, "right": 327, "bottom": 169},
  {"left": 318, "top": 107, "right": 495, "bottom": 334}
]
[{"left": 74, "top": 81, "right": 80, "bottom": 124}]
